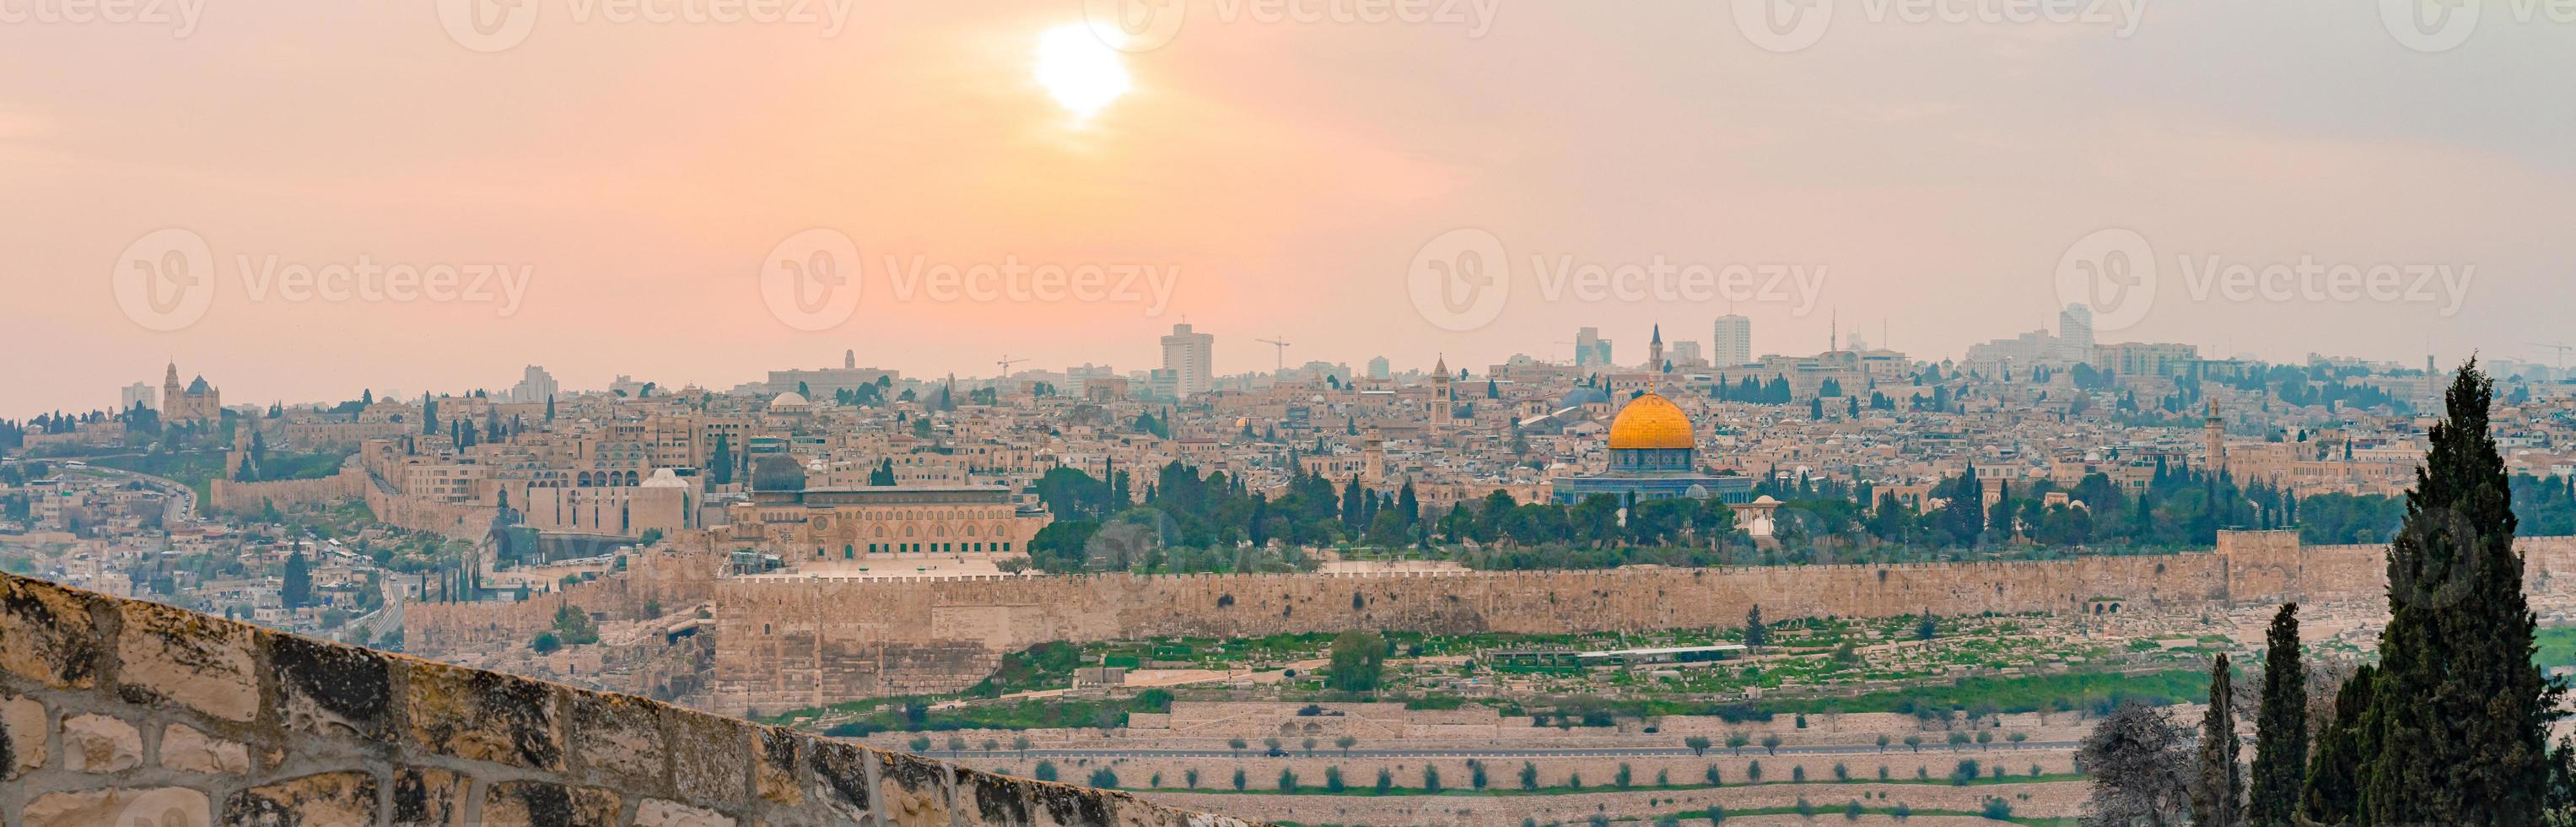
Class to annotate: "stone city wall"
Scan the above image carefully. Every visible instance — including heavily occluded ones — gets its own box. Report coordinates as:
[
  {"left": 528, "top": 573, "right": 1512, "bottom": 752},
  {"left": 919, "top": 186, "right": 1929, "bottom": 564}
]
[
  {"left": 406, "top": 550, "right": 725, "bottom": 658},
  {"left": 710, "top": 532, "right": 2576, "bottom": 716},
  {"left": 0, "top": 570, "right": 1239, "bottom": 827},
  {"left": 207, "top": 464, "right": 368, "bottom": 515}
]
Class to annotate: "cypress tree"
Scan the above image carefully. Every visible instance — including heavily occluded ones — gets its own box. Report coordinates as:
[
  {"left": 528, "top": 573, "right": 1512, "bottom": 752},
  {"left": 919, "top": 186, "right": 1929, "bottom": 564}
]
[
  {"left": 2245, "top": 603, "right": 2305, "bottom": 827},
  {"left": 2193, "top": 653, "right": 2242, "bottom": 827},
  {"left": 2301, "top": 664, "right": 2375, "bottom": 825},
  {"left": 2357, "top": 359, "right": 2555, "bottom": 825}
]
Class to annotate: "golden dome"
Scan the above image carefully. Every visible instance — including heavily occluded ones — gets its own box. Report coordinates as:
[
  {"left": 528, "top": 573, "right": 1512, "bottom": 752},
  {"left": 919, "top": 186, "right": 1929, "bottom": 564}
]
[{"left": 1607, "top": 391, "right": 1695, "bottom": 450}]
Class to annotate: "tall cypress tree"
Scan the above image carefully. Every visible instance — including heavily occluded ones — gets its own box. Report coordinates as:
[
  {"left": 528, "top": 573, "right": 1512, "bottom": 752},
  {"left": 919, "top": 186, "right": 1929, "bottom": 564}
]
[
  {"left": 2245, "top": 603, "right": 2306, "bottom": 827},
  {"left": 2356, "top": 359, "right": 2554, "bottom": 824},
  {"left": 2194, "top": 653, "right": 2242, "bottom": 827},
  {"left": 2302, "top": 664, "right": 2376, "bottom": 825}
]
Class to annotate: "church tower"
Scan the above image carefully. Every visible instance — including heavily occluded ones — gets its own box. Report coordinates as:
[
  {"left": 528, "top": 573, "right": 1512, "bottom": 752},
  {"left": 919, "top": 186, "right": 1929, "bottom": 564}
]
[
  {"left": 1430, "top": 355, "right": 1453, "bottom": 430},
  {"left": 163, "top": 361, "right": 183, "bottom": 418},
  {"left": 1648, "top": 325, "right": 1665, "bottom": 372}
]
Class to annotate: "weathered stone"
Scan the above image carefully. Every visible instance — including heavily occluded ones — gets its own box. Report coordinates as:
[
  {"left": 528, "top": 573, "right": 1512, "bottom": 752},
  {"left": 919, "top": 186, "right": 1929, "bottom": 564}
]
[
  {"left": 116, "top": 598, "right": 258, "bottom": 722},
  {"left": 391, "top": 765, "right": 466, "bottom": 827},
  {"left": 63, "top": 712, "right": 142, "bottom": 772},
  {"left": 670, "top": 705, "right": 753, "bottom": 802},
  {"left": 480, "top": 780, "right": 620, "bottom": 827},
  {"left": 224, "top": 770, "right": 378, "bottom": 826},
  {"left": 635, "top": 797, "right": 736, "bottom": 827},
  {"left": 404, "top": 659, "right": 562, "bottom": 770},
  {"left": 569, "top": 689, "right": 664, "bottom": 786},
  {"left": 159, "top": 723, "right": 251, "bottom": 774},
  {"left": 3, "top": 691, "right": 46, "bottom": 780},
  {"left": 270, "top": 630, "right": 393, "bottom": 738},
  {"left": 0, "top": 575, "right": 102, "bottom": 688},
  {"left": 876, "top": 748, "right": 952, "bottom": 826},
  {"left": 804, "top": 737, "right": 873, "bottom": 820},
  {"left": 23, "top": 786, "right": 210, "bottom": 827},
  {"left": 755, "top": 726, "right": 803, "bottom": 805}
]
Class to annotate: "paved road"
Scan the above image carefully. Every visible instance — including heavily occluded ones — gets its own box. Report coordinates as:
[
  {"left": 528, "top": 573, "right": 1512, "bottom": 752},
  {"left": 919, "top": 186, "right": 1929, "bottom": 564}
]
[
  {"left": 928, "top": 743, "right": 2079, "bottom": 760},
  {"left": 84, "top": 462, "right": 197, "bottom": 523}
]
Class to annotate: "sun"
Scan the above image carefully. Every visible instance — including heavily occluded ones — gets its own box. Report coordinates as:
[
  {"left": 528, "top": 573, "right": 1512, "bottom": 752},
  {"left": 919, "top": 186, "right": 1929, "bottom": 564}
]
[{"left": 1034, "top": 24, "right": 1131, "bottom": 120}]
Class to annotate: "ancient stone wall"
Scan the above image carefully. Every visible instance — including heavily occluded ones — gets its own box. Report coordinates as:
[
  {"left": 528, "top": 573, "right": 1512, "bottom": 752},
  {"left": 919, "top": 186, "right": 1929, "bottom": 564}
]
[
  {"left": 709, "top": 533, "right": 2576, "bottom": 716},
  {"left": 0, "top": 570, "right": 1232, "bottom": 827},
  {"left": 406, "top": 550, "right": 725, "bottom": 658},
  {"left": 207, "top": 464, "right": 367, "bottom": 515},
  {"left": 364, "top": 479, "right": 501, "bottom": 543}
]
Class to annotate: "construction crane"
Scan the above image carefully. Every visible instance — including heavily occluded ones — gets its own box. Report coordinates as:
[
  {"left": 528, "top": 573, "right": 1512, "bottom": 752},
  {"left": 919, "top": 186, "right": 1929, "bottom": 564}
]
[
  {"left": 2530, "top": 341, "right": 2573, "bottom": 375},
  {"left": 1256, "top": 337, "right": 1291, "bottom": 372},
  {"left": 994, "top": 354, "right": 1027, "bottom": 379}
]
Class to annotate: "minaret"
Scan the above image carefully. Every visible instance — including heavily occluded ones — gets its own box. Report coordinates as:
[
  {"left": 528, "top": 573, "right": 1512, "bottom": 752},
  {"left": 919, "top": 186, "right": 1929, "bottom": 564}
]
[
  {"left": 1648, "top": 325, "right": 1665, "bottom": 372},
  {"left": 2203, "top": 400, "right": 2226, "bottom": 475}
]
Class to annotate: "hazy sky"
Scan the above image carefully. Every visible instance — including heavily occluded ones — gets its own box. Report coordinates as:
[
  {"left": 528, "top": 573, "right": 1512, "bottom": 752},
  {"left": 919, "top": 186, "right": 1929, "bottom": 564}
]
[{"left": 4, "top": 0, "right": 2572, "bottom": 410}]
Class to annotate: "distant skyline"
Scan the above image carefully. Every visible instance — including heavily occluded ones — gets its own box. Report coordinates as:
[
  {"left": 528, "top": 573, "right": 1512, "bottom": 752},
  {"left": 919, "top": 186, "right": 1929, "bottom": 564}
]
[{"left": 6, "top": 2, "right": 2572, "bottom": 409}]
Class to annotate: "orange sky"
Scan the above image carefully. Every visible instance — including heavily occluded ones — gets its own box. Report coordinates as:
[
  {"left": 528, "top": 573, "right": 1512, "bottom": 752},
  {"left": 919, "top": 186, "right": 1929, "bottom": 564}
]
[{"left": 4, "top": 1, "right": 2572, "bottom": 410}]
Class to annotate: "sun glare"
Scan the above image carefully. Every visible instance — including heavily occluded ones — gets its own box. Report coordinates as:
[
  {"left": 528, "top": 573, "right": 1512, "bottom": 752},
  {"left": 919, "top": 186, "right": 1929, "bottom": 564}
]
[{"left": 1034, "top": 24, "right": 1131, "bottom": 120}]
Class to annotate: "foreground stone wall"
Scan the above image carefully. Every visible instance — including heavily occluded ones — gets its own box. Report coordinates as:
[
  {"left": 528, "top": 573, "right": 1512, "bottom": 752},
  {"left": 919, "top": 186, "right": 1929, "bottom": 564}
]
[
  {"left": 711, "top": 532, "right": 2576, "bottom": 715},
  {"left": 0, "top": 570, "right": 1238, "bottom": 827}
]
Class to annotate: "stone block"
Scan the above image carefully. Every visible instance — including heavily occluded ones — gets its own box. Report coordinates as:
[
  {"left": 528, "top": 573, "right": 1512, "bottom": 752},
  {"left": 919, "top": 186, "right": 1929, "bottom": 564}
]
[
  {"left": 270, "top": 630, "right": 394, "bottom": 739},
  {"left": 804, "top": 738, "right": 874, "bottom": 820},
  {"left": 876, "top": 748, "right": 952, "bottom": 826},
  {"left": 63, "top": 712, "right": 142, "bottom": 773},
  {"left": 159, "top": 723, "right": 251, "bottom": 774},
  {"left": 755, "top": 726, "right": 803, "bottom": 805},
  {"left": 3, "top": 691, "right": 46, "bottom": 780},
  {"left": 635, "top": 797, "right": 737, "bottom": 827},
  {"left": 116, "top": 598, "right": 258, "bottom": 722},
  {"left": 404, "top": 659, "right": 562, "bottom": 770},
  {"left": 0, "top": 575, "right": 103, "bottom": 688},
  {"left": 391, "top": 765, "right": 467, "bottom": 827},
  {"left": 481, "top": 780, "right": 621, "bottom": 827},
  {"left": 669, "top": 706, "right": 753, "bottom": 802},
  {"left": 222, "top": 770, "right": 378, "bottom": 826},
  {"left": 569, "top": 689, "right": 664, "bottom": 786},
  {"left": 23, "top": 786, "right": 210, "bottom": 827}
]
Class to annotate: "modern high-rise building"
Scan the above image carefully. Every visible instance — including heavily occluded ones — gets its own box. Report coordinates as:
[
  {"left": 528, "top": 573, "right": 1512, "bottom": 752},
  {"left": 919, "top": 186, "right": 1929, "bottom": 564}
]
[
  {"left": 120, "top": 382, "right": 156, "bottom": 414},
  {"left": 1575, "top": 327, "right": 1614, "bottom": 368},
  {"left": 509, "top": 365, "right": 560, "bottom": 404},
  {"left": 1160, "top": 323, "right": 1215, "bottom": 398},
  {"left": 2057, "top": 304, "right": 2095, "bottom": 365},
  {"left": 1712, "top": 315, "right": 1753, "bottom": 366},
  {"left": 1366, "top": 356, "right": 1391, "bottom": 381}
]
